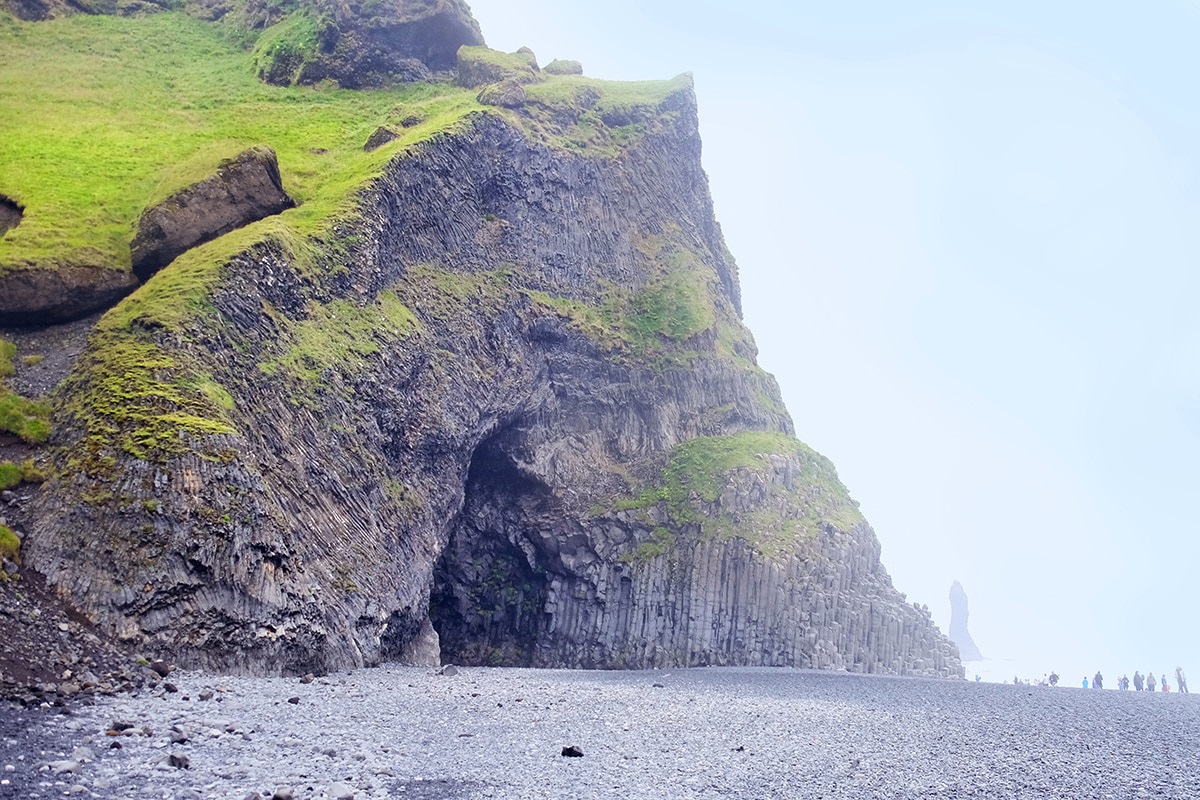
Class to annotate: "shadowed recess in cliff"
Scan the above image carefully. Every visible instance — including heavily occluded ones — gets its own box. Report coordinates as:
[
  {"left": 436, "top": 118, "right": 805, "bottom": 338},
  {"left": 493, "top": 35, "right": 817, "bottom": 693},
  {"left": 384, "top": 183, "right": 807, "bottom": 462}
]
[{"left": 430, "top": 424, "right": 559, "bottom": 666}]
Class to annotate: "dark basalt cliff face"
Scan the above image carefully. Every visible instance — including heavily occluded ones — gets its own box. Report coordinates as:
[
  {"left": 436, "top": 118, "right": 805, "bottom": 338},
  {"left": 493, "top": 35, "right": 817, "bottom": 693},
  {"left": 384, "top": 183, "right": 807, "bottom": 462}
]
[{"left": 13, "top": 36, "right": 960, "bottom": 678}]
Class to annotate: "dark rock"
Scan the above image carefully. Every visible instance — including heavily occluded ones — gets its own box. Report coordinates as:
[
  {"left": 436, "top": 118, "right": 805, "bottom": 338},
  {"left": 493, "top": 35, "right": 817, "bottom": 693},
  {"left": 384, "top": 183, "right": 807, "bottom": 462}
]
[
  {"left": 130, "top": 146, "right": 295, "bottom": 282},
  {"left": 109, "top": 740, "right": 122, "bottom": 749},
  {"left": 364, "top": 126, "right": 400, "bottom": 152},
  {"left": 272, "top": 787, "right": 295, "bottom": 800},
  {"left": 149, "top": 660, "right": 171, "bottom": 677},
  {"left": 164, "top": 682, "right": 179, "bottom": 693},
  {"left": 287, "top": 695, "right": 300, "bottom": 704},
  {"left": 198, "top": 689, "right": 213, "bottom": 701},
  {"left": 561, "top": 745, "right": 584, "bottom": 757},
  {"left": 255, "top": 0, "right": 483, "bottom": 88},
  {"left": 948, "top": 580, "right": 983, "bottom": 661},
  {"left": 168, "top": 752, "right": 190, "bottom": 769},
  {"left": 476, "top": 79, "right": 526, "bottom": 108},
  {"left": 109, "top": 720, "right": 134, "bottom": 732},
  {"left": 543, "top": 59, "right": 583, "bottom": 76},
  {"left": 0, "top": 194, "right": 21, "bottom": 238},
  {"left": 0, "top": 263, "right": 139, "bottom": 327}
]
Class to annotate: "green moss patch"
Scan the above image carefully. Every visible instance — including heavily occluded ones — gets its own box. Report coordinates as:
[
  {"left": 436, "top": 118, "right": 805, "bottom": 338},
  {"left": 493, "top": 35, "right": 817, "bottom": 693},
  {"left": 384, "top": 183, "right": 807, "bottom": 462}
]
[
  {"left": 0, "top": 338, "right": 14, "bottom": 378},
  {"left": 610, "top": 431, "right": 865, "bottom": 562},
  {"left": 0, "top": 459, "right": 44, "bottom": 490},
  {"left": 0, "top": 523, "right": 19, "bottom": 566},
  {"left": 258, "top": 289, "right": 420, "bottom": 407}
]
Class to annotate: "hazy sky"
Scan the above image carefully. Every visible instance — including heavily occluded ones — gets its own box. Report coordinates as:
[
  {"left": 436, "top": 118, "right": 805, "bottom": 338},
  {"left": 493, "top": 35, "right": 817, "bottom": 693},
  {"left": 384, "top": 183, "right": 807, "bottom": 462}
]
[{"left": 466, "top": 0, "right": 1200, "bottom": 682}]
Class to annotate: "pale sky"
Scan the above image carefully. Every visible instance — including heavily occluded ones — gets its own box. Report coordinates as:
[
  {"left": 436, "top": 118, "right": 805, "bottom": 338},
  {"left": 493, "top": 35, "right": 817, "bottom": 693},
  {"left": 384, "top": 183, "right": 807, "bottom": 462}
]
[{"left": 466, "top": 0, "right": 1200, "bottom": 683}]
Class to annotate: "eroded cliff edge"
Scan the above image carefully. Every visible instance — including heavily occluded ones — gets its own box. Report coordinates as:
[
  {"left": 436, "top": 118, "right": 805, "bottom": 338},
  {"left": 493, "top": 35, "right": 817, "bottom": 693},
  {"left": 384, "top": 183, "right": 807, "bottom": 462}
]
[{"left": 17, "top": 52, "right": 960, "bottom": 678}]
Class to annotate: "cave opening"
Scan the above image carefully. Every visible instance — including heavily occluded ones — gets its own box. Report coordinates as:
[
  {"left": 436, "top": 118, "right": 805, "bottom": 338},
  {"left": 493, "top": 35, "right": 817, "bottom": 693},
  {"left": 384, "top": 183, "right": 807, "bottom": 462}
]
[
  {"left": 0, "top": 195, "right": 23, "bottom": 238},
  {"left": 429, "top": 426, "right": 557, "bottom": 666}
]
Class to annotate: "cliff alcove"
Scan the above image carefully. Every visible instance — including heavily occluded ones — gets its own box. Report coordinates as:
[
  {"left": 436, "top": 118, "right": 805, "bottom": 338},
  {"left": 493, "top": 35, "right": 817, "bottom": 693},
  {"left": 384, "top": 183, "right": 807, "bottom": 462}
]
[{"left": 431, "top": 423, "right": 559, "bottom": 667}]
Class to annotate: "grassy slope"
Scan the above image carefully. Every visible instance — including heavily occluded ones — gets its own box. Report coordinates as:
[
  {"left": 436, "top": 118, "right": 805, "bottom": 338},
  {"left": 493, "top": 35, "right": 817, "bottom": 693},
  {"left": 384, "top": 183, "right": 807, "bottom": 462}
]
[{"left": 0, "top": 10, "right": 475, "bottom": 274}]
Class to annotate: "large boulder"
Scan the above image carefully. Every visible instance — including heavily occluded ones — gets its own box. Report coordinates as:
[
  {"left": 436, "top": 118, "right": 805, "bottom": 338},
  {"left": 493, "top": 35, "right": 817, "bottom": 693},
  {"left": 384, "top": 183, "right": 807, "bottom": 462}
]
[
  {"left": 0, "top": 264, "right": 139, "bottom": 327},
  {"left": 130, "top": 146, "right": 294, "bottom": 282}
]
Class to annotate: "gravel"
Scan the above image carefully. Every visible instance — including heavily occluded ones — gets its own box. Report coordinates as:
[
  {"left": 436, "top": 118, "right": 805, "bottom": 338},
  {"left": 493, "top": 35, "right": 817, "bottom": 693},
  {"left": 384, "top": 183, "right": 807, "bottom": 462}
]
[{"left": 2, "top": 665, "right": 1198, "bottom": 799}]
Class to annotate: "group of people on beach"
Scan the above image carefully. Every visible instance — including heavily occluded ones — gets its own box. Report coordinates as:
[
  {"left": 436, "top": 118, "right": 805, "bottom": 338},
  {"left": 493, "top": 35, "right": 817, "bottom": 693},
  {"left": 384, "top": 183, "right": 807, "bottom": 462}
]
[{"left": 1050, "top": 667, "right": 1189, "bottom": 692}]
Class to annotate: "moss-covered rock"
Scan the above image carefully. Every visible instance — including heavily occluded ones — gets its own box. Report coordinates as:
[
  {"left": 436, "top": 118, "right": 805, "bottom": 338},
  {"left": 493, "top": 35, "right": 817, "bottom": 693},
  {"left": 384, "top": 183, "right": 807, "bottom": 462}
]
[
  {"left": 457, "top": 45, "right": 540, "bottom": 88},
  {"left": 544, "top": 59, "right": 582, "bottom": 76}
]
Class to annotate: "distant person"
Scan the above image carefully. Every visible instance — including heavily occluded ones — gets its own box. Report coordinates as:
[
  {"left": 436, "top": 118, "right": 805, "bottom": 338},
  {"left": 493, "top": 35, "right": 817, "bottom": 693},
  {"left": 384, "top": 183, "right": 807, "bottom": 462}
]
[
  {"left": 1134, "top": 671, "right": 1144, "bottom": 691},
  {"left": 975, "top": 674, "right": 981, "bottom": 682},
  {"left": 1083, "top": 676, "right": 1089, "bottom": 689},
  {"left": 1176, "top": 667, "right": 1188, "bottom": 694},
  {"left": 1048, "top": 672, "right": 1059, "bottom": 686},
  {"left": 1094, "top": 671, "right": 1103, "bottom": 690},
  {"left": 1162, "top": 675, "right": 1169, "bottom": 693},
  {"left": 1119, "top": 675, "right": 1129, "bottom": 691},
  {"left": 1148, "top": 672, "right": 1157, "bottom": 692}
]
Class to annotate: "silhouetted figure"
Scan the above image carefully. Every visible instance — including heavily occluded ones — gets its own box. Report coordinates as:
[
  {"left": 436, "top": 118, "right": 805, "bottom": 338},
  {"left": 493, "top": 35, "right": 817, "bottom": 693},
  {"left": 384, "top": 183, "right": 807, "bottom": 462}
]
[
  {"left": 1093, "top": 671, "right": 1103, "bottom": 690},
  {"left": 1148, "top": 672, "right": 1157, "bottom": 692},
  {"left": 1119, "top": 675, "right": 1129, "bottom": 691},
  {"left": 1083, "top": 676, "right": 1089, "bottom": 689},
  {"left": 1177, "top": 667, "right": 1188, "bottom": 694},
  {"left": 1162, "top": 675, "right": 1169, "bottom": 692},
  {"left": 1048, "top": 672, "right": 1059, "bottom": 686},
  {"left": 1134, "top": 671, "right": 1144, "bottom": 691}
]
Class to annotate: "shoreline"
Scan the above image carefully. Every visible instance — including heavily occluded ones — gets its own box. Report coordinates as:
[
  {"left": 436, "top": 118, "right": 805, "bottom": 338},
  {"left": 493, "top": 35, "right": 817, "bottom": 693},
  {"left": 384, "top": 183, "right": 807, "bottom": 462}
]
[{"left": 3, "top": 664, "right": 1198, "bottom": 799}]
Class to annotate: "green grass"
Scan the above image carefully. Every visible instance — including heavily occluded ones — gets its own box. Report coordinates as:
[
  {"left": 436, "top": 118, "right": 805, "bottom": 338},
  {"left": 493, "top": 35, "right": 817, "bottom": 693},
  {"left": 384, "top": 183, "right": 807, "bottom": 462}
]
[
  {"left": 0, "top": 459, "right": 43, "bottom": 490},
  {"left": 0, "top": 523, "right": 18, "bottom": 568},
  {"left": 517, "top": 74, "right": 691, "bottom": 157},
  {"left": 0, "top": 338, "right": 14, "bottom": 378},
  {"left": 0, "top": 461, "right": 19, "bottom": 490},
  {"left": 0, "top": 11, "right": 479, "bottom": 276}
]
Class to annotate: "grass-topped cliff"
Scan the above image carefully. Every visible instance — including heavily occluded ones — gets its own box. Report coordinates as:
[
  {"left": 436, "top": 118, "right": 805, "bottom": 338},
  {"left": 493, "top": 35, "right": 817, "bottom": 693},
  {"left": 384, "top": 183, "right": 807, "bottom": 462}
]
[{"left": 1, "top": 4, "right": 961, "bottom": 678}]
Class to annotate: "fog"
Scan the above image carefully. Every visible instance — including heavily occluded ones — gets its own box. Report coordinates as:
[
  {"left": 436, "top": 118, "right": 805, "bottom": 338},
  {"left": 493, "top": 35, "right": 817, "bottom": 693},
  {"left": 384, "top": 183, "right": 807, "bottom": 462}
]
[{"left": 466, "top": 0, "right": 1200, "bottom": 683}]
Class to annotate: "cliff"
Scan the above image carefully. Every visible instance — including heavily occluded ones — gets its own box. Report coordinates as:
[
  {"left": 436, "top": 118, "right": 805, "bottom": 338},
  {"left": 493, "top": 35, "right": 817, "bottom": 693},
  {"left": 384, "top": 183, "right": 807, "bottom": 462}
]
[{"left": 0, "top": 7, "right": 961, "bottom": 677}]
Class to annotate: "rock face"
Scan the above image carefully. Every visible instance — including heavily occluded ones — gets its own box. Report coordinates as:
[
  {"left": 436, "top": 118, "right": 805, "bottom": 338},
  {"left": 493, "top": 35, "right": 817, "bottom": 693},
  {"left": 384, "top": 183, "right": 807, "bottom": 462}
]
[
  {"left": 0, "top": 264, "right": 139, "bottom": 327},
  {"left": 130, "top": 147, "right": 294, "bottom": 282},
  {"left": 949, "top": 580, "right": 982, "bottom": 661},
  {"left": 25, "top": 78, "right": 961, "bottom": 678}
]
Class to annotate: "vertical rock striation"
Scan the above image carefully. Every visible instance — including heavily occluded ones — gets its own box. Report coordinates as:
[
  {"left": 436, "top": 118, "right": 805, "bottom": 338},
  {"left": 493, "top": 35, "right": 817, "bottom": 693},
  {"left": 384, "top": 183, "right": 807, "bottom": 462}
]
[{"left": 24, "top": 75, "right": 961, "bottom": 677}]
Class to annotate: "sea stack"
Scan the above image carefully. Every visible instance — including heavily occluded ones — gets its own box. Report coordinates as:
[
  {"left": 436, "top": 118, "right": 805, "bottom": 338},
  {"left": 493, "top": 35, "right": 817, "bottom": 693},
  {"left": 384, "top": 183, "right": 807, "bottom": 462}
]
[{"left": 948, "top": 580, "right": 983, "bottom": 661}]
